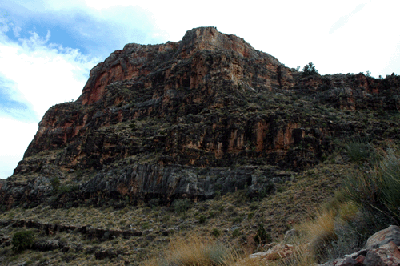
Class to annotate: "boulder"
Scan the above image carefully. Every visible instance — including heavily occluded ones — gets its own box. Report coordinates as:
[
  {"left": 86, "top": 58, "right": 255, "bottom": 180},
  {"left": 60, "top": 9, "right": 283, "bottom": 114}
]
[
  {"left": 320, "top": 225, "right": 400, "bottom": 266},
  {"left": 365, "top": 225, "right": 400, "bottom": 249}
]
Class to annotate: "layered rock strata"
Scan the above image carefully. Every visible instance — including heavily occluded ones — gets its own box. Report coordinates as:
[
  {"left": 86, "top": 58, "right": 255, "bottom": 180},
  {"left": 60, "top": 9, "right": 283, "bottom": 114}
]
[{"left": 1, "top": 26, "right": 400, "bottom": 208}]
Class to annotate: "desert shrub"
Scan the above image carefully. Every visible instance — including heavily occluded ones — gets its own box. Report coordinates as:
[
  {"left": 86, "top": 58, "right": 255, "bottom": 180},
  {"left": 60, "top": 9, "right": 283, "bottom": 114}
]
[
  {"left": 344, "top": 141, "right": 375, "bottom": 163},
  {"left": 58, "top": 184, "right": 79, "bottom": 194},
  {"left": 148, "top": 198, "right": 160, "bottom": 208},
  {"left": 253, "top": 224, "right": 271, "bottom": 245},
  {"left": 232, "top": 228, "right": 241, "bottom": 238},
  {"left": 211, "top": 228, "right": 221, "bottom": 238},
  {"left": 142, "top": 234, "right": 234, "bottom": 266},
  {"left": 205, "top": 242, "right": 231, "bottom": 265},
  {"left": 302, "top": 62, "right": 318, "bottom": 77},
  {"left": 344, "top": 147, "right": 400, "bottom": 223},
  {"left": 248, "top": 183, "right": 275, "bottom": 201},
  {"left": 344, "top": 168, "right": 380, "bottom": 210},
  {"left": 198, "top": 215, "right": 207, "bottom": 224},
  {"left": 173, "top": 199, "right": 191, "bottom": 214},
  {"left": 142, "top": 222, "right": 151, "bottom": 229},
  {"left": 247, "top": 212, "right": 255, "bottom": 219},
  {"left": 376, "top": 149, "right": 400, "bottom": 219},
  {"left": 50, "top": 177, "right": 60, "bottom": 194},
  {"left": 327, "top": 208, "right": 387, "bottom": 261},
  {"left": 249, "top": 202, "right": 258, "bottom": 211},
  {"left": 233, "top": 216, "right": 243, "bottom": 224},
  {"left": 337, "top": 201, "right": 359, "bottom": 222},
  {"left": 296, "top": 210, "right": 336, "bottom": 263},
  {"left": 294, "top": 173, "right": 396, "bottom": 265},
  {"left": 129, "top": 122, "right": 136, "bottom": 130},
  {"left": 12, "top": 230, "right": 35, "bottom": 253}
]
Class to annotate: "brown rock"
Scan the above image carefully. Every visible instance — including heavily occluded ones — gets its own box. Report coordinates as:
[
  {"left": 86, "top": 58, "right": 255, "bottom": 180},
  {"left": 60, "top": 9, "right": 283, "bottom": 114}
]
[
  {"left": 363, "top": 250, "right": 385, "bottom": 266},
  {"left": 366, "top": 225, "right": 400, "bottom": 249}
]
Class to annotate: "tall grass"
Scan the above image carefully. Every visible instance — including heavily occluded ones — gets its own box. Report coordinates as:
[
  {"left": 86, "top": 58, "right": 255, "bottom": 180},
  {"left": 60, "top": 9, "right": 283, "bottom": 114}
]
[
  {"left": 344, "top": 146, "right": 400, "bottom": 224},
  {"left": 281, "top": 191, "right": 375, "bottom": 264},
  {"left": 143, "top": 234, "right": 237, "bottom": 266},
  {"left": 294, "top": 210, "right": 336, "bottom": 264},
  {"left": 344, "top": 141, "right": 375, "bottom": 163},
  {"left": 376, "top": 148, "right": 400, "bottom": 220}
]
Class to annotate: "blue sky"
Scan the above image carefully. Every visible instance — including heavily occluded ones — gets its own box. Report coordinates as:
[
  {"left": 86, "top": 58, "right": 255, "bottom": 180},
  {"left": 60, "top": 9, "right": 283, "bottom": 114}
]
[{"left": 0, "top": 0, "right": 399, "bottom": 179}]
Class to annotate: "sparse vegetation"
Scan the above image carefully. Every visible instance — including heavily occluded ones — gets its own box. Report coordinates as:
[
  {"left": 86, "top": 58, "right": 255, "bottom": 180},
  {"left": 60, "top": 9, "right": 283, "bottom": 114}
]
[
  {"left": 143, "top": 235, "right": 234, "bottom": 266},
  {"left": 50, "top": 177, "right": 60, "bottom": 194},
  {"left": 173, "top": 199, "right": 191, "bottom": 214},
  {"left": 302, "top": 62, "right": 318, "bottom": 77},
  {"left": 344, "top": 139, "right": 375, "bottom": 162},
  {"left": 12, "top": 230, "right": 35, "bottom": 253},
  {"left": 211, "top": 228, "right": 221, "bottom": 238},
  {"left": 254, "top": 224, "right": 271, "bottom": 245},
  {"left": 344, "top": 146, "right": 400, "bottom": 223}
]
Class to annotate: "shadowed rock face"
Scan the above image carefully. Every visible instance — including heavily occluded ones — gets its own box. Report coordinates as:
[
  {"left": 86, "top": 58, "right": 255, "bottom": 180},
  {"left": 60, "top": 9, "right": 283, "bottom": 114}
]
[{"left": 1, "top": 26, "right": 400, "bottom": 209}]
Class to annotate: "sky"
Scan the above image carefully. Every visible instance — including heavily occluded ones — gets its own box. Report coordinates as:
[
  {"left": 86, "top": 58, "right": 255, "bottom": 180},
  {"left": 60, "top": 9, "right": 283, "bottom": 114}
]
[{"left": 0, "top": 0, "right": 399, "bottom": 179}]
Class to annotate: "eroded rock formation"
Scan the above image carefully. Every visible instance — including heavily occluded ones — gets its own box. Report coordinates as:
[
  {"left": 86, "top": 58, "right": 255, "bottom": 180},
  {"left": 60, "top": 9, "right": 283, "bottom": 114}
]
[{"left": 1, "top": 26, "right": 400, "bottom": 209}]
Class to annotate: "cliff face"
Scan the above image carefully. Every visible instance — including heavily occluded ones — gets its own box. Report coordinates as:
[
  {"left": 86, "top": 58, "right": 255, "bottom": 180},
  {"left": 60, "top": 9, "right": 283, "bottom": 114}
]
[
  {"left": 19, "top": 26, "right": 298, "bottom": 171},
  {"left": 2, "top": 27, "right": 400, "bottom": 209}
]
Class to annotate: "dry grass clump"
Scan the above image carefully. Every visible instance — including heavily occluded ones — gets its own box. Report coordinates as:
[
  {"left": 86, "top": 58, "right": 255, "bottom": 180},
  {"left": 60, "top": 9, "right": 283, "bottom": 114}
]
[
  {"left": 143, "top": 234, "right": 238, "bottom": 266},
  {"left": 295, "top": 210, "right": 336, "bottom": 264},
  {"left": 280, "top": 191, "right": 361, "bottom": 265}
]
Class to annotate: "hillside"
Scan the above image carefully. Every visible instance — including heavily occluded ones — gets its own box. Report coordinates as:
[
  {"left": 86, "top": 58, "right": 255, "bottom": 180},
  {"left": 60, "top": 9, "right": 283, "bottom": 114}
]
[{"left": 1, "top": 26, "right": 400, "bottom": 265}]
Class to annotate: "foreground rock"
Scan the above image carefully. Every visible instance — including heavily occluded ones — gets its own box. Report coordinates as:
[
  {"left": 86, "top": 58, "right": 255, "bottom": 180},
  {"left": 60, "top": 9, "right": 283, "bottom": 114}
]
[
  {"left": 321, "top": 225, "right": 400, "bottom": 266},
  {"left": 250, "top": 226, "right": 400, "bottom": 265}
]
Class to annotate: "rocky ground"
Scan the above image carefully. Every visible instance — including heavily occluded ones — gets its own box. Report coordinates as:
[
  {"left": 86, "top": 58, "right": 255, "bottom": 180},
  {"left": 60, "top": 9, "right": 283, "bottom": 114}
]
[{"left": 0, "top": 158, "right": 347, "bottom": 265}]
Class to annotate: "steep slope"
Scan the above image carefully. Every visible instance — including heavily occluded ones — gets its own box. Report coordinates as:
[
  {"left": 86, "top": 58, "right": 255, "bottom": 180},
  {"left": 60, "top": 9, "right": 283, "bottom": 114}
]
[{"left": 1, "top": 26, "right": 400, "bottom": 210}]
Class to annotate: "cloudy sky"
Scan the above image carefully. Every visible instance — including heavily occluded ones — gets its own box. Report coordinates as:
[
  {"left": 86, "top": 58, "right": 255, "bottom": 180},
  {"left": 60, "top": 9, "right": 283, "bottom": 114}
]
[{"left": 0, "top": 0, "right": 399, "bottom": 179}]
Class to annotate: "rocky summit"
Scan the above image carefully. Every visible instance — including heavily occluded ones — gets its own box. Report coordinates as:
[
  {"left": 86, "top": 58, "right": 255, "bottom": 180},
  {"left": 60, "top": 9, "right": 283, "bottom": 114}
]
[{"left": 1, "top": 26, "right": 400, "bottom": 210}]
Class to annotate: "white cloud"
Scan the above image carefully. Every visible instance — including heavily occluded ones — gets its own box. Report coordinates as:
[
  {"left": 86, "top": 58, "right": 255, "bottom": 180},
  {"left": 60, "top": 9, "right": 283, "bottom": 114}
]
[
  {"left": 0, "top": 117, "right": 37, "bottom": 179},
  {"left": 0, "top": 25, "right": 99, "bottom": 118},
  {"left": 0, "top": 17, "right": 99, "bottom": 179}
]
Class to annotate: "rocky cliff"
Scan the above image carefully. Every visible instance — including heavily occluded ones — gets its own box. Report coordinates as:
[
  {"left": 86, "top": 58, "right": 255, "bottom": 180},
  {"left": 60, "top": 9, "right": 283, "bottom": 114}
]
[{"left": 1, "top": 26, "right": 400, "bottom": 209}]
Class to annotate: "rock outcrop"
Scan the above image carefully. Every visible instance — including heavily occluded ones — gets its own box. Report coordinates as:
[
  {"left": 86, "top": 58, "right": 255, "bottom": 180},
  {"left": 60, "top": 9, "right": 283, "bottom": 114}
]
[
  {"left": 321, "top": 225, "right": 400, "bottom": 266},
  {"left": 1, "top": 26, "right": 400, "bottom": 209}
]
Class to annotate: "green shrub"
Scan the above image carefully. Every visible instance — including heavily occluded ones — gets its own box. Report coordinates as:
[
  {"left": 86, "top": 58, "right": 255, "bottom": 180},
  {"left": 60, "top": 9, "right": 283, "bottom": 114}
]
[
  {"left": 198, "top": 215, "right": 207, "bottom": 224},
  {"left": 345, "top": 141, "right": 375, "bottom": 163},
  {"left": 173, "top": 199, "right": 191, "bottom": 214},
  {"left": 375, "top": 149, "right": 400, "bottom": 219},
  {"left": 232, "top": 228, "right": 241, "bottom": 238},
  {"left": 211, "top": 228, "right": 221, "bottom": 238},
  {"left": 50, "top": 177, "right": 60, "bottom": 194},
  {"left": 148, "top": 198, "right": 160, "bottom": 208},
  {"left": 249, "top": 202, "right": 258, "bottom": 211},
  {"left": 254, "top": 224, "right": 271, "bottom": 245},
  {"left": 12, "top": 230, "right": 35, "bottom": 253},
  {"left": 129, "top": 122, "right": 136, "bottom": 130},
  {"left": 247, "top": 212, "right": 255, "bottom": 219},
  {"left": 233, "top": 216, "right": 243, "bottom": 224},
  {"left": 344, "top": 147, "right": 400, "bottom": 223},
  {"left": 302, "top": 62, "right": 318, "bottom": 77},
  {"left": 142, "top": 222, "right": 151, "bottom": 229}
]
